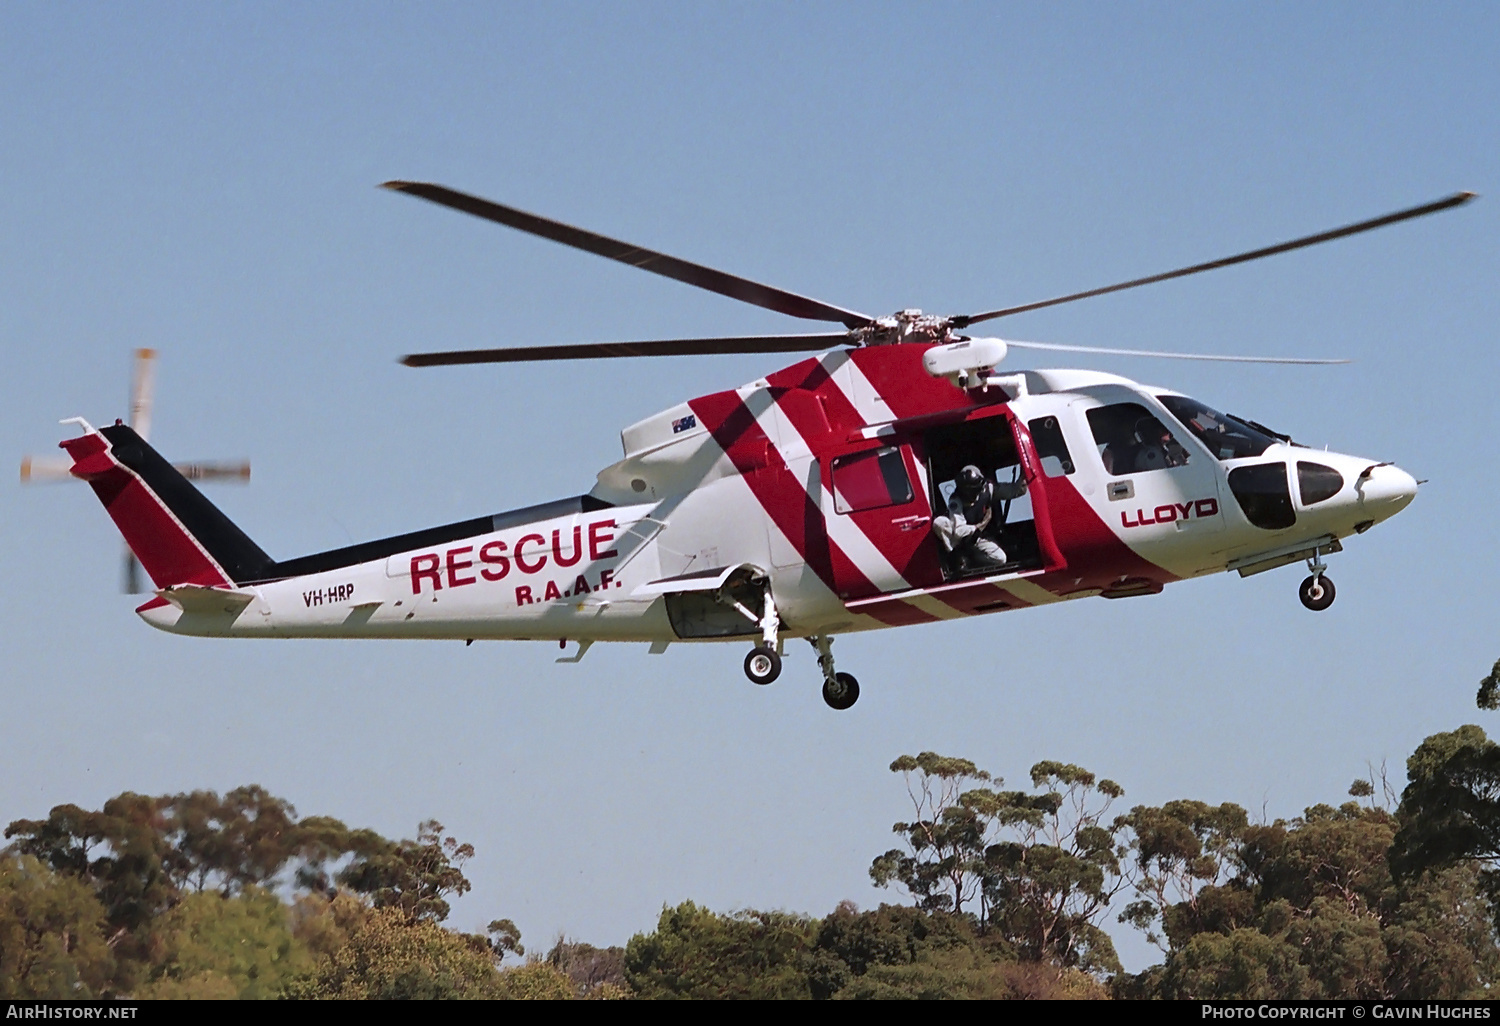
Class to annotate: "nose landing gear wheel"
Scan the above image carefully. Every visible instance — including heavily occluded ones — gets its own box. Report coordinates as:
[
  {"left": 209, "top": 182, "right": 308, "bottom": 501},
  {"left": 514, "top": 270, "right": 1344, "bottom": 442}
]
[
  {"left": 1299, "top": 574, "right": 1336, "bottom": 611},
  {"left": 744, "top": 646, "right": 781, "bottom": 685},
  {"left": 822, "top": 672, "right": 860, "bottom": 710}
]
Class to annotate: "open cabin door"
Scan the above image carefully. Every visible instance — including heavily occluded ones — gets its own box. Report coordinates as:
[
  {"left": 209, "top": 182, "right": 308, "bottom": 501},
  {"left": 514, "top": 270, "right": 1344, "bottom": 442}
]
[
  {"left": 827, "top": 406, "right": 1067, "bottom": 609},
  {"left": 919, "top": 405, "right": 1067, "bottom": 583}
]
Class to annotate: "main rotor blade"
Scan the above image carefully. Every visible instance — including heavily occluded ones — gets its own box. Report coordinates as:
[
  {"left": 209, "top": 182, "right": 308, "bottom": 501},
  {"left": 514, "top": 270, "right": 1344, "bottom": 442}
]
[
  {"left": 1003, "top": 339, "right": 1349, "bottom": 364},
  {"left": 383, "top": 181, "right": 874, "bottom": 329},
  {"left": 402, "top": 333, "right": 851, "bottom": 367},
  {"left": 957, "top": 192, "right": 1476, "bottom": 327}
]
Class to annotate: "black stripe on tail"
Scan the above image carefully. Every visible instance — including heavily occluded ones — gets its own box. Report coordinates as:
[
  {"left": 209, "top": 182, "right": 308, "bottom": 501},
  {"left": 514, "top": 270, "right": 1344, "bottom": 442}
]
[{"left": 99, "top": 425, "right": 276, "bottom": 585}]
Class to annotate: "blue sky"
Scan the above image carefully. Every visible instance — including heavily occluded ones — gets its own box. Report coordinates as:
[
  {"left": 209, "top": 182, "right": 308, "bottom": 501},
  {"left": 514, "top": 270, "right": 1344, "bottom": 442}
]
[{"left": 2, "top": 3, "right": 1497, "bottom": 970}]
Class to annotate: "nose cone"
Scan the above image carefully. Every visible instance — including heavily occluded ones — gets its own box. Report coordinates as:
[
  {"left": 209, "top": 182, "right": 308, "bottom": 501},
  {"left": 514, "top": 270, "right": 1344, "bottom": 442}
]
[{"left": 1358, "top": 463, "right": 1418, "bottom": 520}]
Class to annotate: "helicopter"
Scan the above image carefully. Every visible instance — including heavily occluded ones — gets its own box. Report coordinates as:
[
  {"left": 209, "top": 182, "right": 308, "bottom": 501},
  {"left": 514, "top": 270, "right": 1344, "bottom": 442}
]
[{"left": 50, "top": 183, "right": 1472, "bottom": 709}]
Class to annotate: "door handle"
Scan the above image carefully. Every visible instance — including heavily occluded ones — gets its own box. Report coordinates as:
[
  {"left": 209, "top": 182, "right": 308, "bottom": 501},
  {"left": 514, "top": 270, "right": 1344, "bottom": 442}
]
[{"left": 892, "top": 514, "right": 931, "bottom": 532}]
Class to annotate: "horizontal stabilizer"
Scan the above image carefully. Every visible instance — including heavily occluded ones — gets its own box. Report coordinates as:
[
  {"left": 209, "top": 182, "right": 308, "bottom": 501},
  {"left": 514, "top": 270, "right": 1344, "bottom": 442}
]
[{"left": 156, "top": 584, "right": 257, "bottom": 615}]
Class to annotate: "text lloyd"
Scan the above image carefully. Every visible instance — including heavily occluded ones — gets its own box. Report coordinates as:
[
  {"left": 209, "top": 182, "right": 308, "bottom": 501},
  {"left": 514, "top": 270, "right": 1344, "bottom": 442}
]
[{"left": 1120, "top": 498, "right": 1219, "bottom": 528}]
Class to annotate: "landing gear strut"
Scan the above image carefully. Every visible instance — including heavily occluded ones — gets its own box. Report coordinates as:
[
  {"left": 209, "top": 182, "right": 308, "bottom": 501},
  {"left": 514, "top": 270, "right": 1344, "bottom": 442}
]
[
  {"left": 1299, "top": 547, "right": 1336, "bottom": 611},
  {"left": 741, "top": 581, "right": 782, "bottom": 685},
  {"left": 810, "top": 636, "right": 859, "bottom": 710}
]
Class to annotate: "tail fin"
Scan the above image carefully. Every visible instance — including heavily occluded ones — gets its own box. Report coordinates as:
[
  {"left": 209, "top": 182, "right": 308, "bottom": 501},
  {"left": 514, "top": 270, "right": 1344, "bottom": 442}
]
[{"left": 60, "top": 422, "right": 274, "bottom": 589}]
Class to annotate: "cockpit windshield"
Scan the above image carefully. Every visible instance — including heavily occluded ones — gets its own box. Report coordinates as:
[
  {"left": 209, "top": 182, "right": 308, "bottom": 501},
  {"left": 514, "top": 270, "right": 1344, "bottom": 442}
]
[{"left": 1157, "top": 395, "right": 1278, "bottom": 461}]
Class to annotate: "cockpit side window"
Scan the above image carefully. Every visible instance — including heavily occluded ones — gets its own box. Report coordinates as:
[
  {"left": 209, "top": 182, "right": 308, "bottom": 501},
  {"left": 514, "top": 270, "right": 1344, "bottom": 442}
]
[
  {"left": 1158, "top": 395, "right": 1277, "bottom": 461},
  {"left": 1027, "top": 416, "right": 1075, "bottom": 477},
  {"left": 1085, "top": 402, "right": 1190, "bottom": 476}
]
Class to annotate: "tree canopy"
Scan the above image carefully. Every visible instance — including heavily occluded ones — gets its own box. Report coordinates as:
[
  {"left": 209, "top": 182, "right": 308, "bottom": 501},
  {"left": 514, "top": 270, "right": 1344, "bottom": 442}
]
[{"left": 7, "top": 658, "right": 1500, "bottom": 999}]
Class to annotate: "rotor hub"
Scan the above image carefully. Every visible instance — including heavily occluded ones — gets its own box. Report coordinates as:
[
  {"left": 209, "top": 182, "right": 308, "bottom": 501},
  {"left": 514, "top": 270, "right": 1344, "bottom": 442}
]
[{"left": 848, "top": 309, "right": 957, "bottom": 348}]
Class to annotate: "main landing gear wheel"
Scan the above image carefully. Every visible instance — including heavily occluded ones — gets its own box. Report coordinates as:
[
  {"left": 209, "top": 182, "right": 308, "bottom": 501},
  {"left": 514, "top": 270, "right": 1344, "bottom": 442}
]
[
  {"left": 744, "top": 646, "right": 781, "bottom": 685},
  {"left": 822, "top": 672, "right": 860, "bottom": 710},
  {"left": 1299, "top": 574, "right": 1336, "bottom": 611}
]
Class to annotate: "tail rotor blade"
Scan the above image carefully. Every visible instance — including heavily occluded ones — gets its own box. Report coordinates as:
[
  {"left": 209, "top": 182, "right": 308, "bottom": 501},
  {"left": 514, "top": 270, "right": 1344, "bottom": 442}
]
[
  {"left": 123, "top": 550, "right": 142, "bottom": 594},
  {"left": 20, "top": 455, "right": 76, "bottom": 483},
  {"left": 130, "top": 348, "right": 158, "bottom": 440},
  {"left": 172, "top": 460, "right": 252, "bottom": 482}
]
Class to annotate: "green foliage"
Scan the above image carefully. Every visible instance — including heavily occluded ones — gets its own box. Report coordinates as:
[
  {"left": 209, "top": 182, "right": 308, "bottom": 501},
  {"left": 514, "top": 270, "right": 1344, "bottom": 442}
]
[
  {"left": 624, "top": 901, "right": 817, "bottom": 999},
  {"left": 810, "top": 901, "right": 989, "bottom": 998},
  {"left": 1476, "top": 659, "right": 1500, "bottom": 710},
  {"left": 1117, "top": 798, "right": 1500, "bottom": 999},
  {"left": 6, "top": 793, "right": 176, "bottom": 946},
  {"left": 492, "top": 961, "right": 579, "bottom": 999},
  {"left": 812, "top": 901, "right": 1036, "bottom": 999},
  {"left": 622, "top": 899, "right": 1109, "bottom": 1000},
  {"left": 487, "top": 918, "right": 523, "bottom": 959},
  {"left": 871, "top": 752, "right": 994, "bottom": 916},
  {"left": 0, "top": 854, "right": 115, "bottom": 999},
  {"left": 872, "top": 752, "right": 1126, "bottom": 974},
  {"left": 285, "top": 896, "right": 501, "bottom": 999},
  {"left": 158, "top": 786, "right": 302, "bottom": 894},
  {"left": 1152, "top": 928, "right": 1310, "bottom": 1000},
  {"left": 546, "top": 937, "right": 626, "bottom": 997},
  {"left": 137, "top": 888, "right": 307, "bottom": 999},
  {"left": 981, "top": 762, "right": 1127, "bottom": 973},
  {"left": 2, "top": 786, "right": 380, "bottom": 964},
  {"left": 3, "top": 788, "right": 516, "bottom": 1000},
  {"left": 335, "top": 820, "right": 473, "bottom": 925},
  {"left": 1391, "top": 725, "right": 1500, "bottom": 883},
  {"left": 7, "top": 701, "right": 1500, "bottom": 1001},
  {"left": 1116, "top": 799, "right": 1249, "bottom": 951}
]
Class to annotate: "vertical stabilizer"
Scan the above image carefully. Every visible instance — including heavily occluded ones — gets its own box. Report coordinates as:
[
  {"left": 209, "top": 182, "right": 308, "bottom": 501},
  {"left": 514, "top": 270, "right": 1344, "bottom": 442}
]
[{"left": 60, "top": 423, "right": 274, "bottom": 588}]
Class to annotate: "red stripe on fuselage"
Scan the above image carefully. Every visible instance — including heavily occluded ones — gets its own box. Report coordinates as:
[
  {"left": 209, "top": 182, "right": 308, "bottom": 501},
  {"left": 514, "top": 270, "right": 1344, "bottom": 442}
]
[
  {"left": 1031, "top": 473, "right": 1177, "bottom": 594},
  {"left": 765, "top": 354, "right": 865, "bottom": 435},
  {"left": 850, "top": 345, "right": 974, "bottom": 421},
  {"left": 762, "top": 373, "right": 948, "bottom": 616},
  {"left": 687, "top": 390, "right": 936, "bottom": 627},
  {"left": 765, "top": 354, "right": 953, "bottom": 616},
  {"left": 765, "top": 358, "right": 948, "bottom": 594}
]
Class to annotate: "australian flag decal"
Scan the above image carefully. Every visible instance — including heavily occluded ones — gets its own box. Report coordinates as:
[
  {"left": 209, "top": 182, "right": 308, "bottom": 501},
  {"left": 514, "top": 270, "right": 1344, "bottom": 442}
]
[{"left": 672, "top": 414, "right": 698, "bottom": 434}]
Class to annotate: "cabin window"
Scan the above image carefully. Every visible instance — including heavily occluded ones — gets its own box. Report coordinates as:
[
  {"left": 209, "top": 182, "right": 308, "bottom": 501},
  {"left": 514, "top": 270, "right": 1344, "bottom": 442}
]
[
  {"left": 1158, "top": 395, "right": 1277, "bottom": 461},
  {"left": 831, "top": 446, "right": 914, "bottom": 513},
  {"left": 1228, "top": 462, "right": 1297, "bottom": 530},
  {"left": 1085, "top": 402, "right": 1190, "bottom": 475},
  {"left": 1028, "top": 416, "right": 1075, "bottom": 477},
  {"left": 1297, "top": 462, "right": 1344, "bottom": 506}
]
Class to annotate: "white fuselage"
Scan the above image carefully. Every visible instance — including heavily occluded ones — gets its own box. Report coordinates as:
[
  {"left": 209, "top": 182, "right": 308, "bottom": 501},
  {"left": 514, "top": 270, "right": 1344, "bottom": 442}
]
[{"left": 137, "top": 361, "right": 1417, "bottom": 643}]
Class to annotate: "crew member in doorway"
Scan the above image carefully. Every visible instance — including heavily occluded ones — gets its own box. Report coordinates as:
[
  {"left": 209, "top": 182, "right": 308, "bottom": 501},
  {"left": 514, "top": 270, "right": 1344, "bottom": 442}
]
[{"left": 933, "top": 465, "right": 1027, "bottom": 571}]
